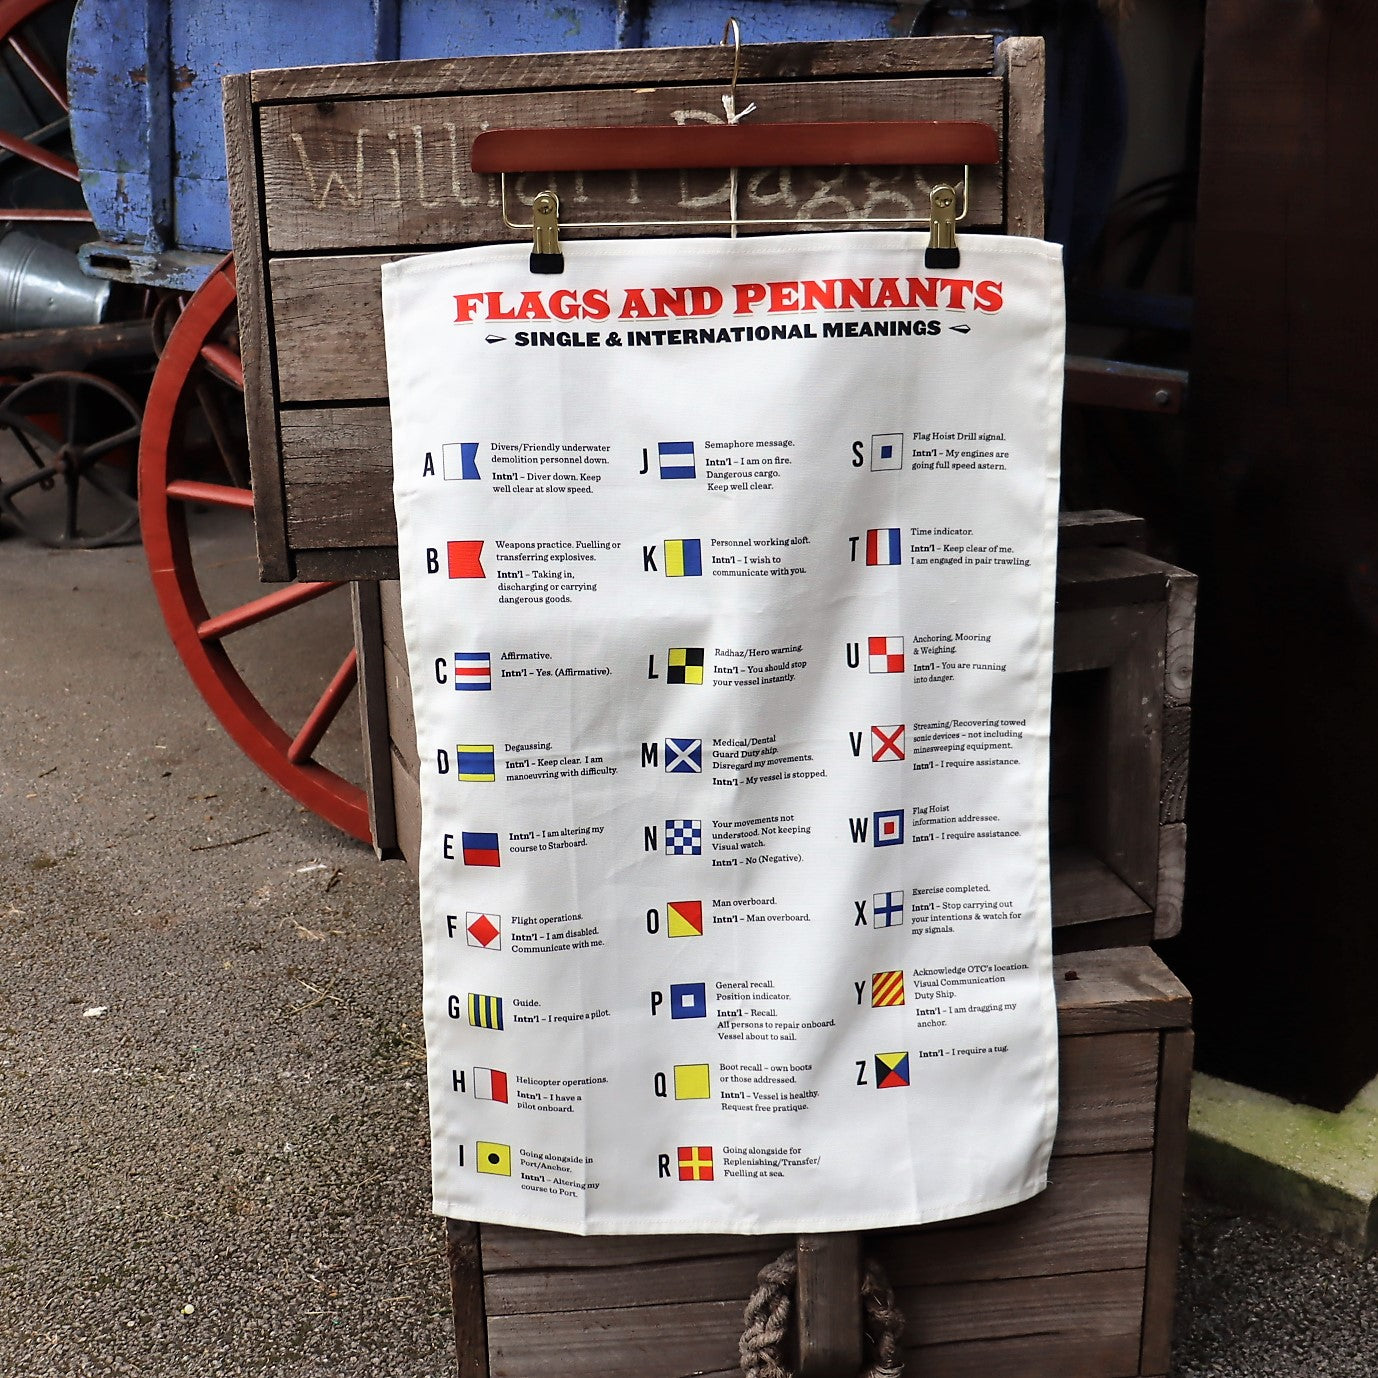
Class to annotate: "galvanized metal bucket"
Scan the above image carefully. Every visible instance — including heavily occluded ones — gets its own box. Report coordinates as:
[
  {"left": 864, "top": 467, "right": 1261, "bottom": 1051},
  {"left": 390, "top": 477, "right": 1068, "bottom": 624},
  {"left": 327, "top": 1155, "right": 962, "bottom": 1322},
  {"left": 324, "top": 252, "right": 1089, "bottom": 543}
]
[{"left": 0, "top": 230, "right": 111, "bottom": 331}]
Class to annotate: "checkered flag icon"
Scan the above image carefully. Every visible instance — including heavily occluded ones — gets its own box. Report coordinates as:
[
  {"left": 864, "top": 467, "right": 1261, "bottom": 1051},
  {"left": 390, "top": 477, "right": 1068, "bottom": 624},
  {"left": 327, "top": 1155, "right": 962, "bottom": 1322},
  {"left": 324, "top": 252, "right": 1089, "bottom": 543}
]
[{"left": 665, "top": 819, "right": 702, "bottom": 856}]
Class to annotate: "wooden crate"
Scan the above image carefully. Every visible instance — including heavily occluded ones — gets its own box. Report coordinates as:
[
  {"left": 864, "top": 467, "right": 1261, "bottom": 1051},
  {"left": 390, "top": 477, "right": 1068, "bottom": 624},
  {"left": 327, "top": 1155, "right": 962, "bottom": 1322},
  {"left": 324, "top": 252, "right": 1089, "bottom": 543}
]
[
  {"left": 223, "top": 38, "right": 1195, "bottom": 1378},
  {"left": 368, "top": 507, "right": 1195, "bottom": 950},
  {"left": 225, "top": 34, "right": 1047, "bottom": 583},
  {"left": 441, "top": 946, "right": 1190, "bottom": 1378}
]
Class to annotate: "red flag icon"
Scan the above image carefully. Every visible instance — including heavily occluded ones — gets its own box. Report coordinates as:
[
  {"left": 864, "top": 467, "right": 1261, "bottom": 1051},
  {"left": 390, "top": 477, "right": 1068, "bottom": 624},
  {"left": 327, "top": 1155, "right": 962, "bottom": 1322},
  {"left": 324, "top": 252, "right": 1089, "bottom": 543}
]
[{"left": 448, "top": 541, "right": 485, "bottom": 578}]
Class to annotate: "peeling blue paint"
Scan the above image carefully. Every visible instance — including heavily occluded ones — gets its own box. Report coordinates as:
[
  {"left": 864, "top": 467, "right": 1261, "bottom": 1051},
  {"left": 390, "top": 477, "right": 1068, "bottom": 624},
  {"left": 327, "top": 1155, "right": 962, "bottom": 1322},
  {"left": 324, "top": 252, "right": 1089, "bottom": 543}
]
[{"left": 69, "top": 0, "right": 906, "bottom": 281}]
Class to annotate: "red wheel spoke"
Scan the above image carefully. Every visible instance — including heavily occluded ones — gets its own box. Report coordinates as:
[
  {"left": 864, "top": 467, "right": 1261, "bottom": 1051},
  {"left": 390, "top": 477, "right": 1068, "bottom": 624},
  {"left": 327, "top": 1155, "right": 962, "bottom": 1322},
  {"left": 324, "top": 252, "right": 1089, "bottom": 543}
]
[
  {"left": 287, "top": 650, "right": 359, "bottom": 765},
  {"left": 7, "top": 31, "right": 67, "bottom": 110},
  {"left": 0, "top": 125, "right": 78, "bottom": 180},
  {"left": 165, "top": 478, "right": 255, "bottom": 510},
  {"left": 200, "top": 341, "right": 244, "bottom": 389},
  {"left": 140, "top": 254, "right": 373, "bottom": 843},
  {"left": 196, "top": 580, "right": 342, "bottom": 642}
]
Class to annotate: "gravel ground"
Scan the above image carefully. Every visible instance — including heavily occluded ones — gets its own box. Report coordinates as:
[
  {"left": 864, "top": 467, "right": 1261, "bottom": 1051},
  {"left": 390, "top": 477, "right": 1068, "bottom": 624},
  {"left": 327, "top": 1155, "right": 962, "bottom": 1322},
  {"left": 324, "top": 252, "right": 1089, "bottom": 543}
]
[
  {"left": 0, "top": 525, "right": 451, "bottom": 1377},
  {"left": 5, "top": 522, "right": 1378, "bottom": 1378},
  {"left": 1173, "top": 1198, "right": 1378, "bottom": 1376}
]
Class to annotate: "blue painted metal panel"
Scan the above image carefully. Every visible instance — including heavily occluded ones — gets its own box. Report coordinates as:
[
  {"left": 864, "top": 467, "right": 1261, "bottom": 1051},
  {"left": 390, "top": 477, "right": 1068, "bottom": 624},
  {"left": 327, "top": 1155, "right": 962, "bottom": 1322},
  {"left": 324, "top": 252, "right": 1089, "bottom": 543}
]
[
  {"left": 399, "top": 0, "right": 618, "bottom": 58},
  {"left": 646, "top": 1, "right": 904, "bottom": 47},
  {"left": 69, "top": 0, "right": 905, "bottom": 275},
  {"left": 69, "top": 0, "right": 173, "bottom": 252},
  {"left": 167, "top": 2, "right": 386, "bottom": 251}
]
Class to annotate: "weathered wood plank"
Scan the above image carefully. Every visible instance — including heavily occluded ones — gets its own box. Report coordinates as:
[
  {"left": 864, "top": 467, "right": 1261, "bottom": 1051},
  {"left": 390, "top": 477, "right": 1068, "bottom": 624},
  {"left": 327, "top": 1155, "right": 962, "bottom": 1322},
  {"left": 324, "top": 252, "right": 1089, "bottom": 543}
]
[
  {"left": 1053, "top": 509, "right": 1147, "bottom": 552},
  {"left": 1163, "top": 561, "right": 1197, "bottom": 706},
  {"left": 1050, "top": 845, "right": 1153, "bottom": 930},
  {"left": 1055, "top": 1032, "right": 1157, "bottom": 1155},
  {"left": 1055, "top": 546, "right": 1166, "bottom": 609},
  {"left": 872, "top": 1150, "right": 1151, "bottom": 1284},
  {"left": 391, "top": 744, "right": 421, "bottom": 863},
  {"left": 484, "top": 1246, "right": 782, "bottom": 1317},
  {"left": 1141, "top": 1029, "right": 1194, "bottom": 1375},
  {"left": 1053, "top": 949, "right": 1190, "bottom": 1036},
  {"left": 1154, "top": 822, "right": 1187, "bottom": 941},
  {"left": 382, "top": 638, "right": 418, "bottom": 777},
  {"left": 249, "top": 37, "right": 1000, "bottom": 104},
  {"left": 796, "top": 1233, "right": 861, "bottom": 1378},
  {"left": 1053, "top": 914, "right": 1155, "bottom": 953},
  {"left": 350, "top": 581, "right": 397, "bottom": 858},
  {"left": 996, "top": 36, "right": 1044, "bottom": 239},
  {"left": 484, "top": 1227, "right": 788, "bottom": 1273},
  {"left": 1160, "top": 701, "right": 1191, "bottom": 825},
  {"left": 897, "top": 1269, "right": 1145, "bottom": 1378},
  {"left": 268, "top": 253, "right": 404, "bottom": 403},
  {"left": 486, "top": 1296, "right": 747, "bottom": 1378},
  {"left": 1088, "top": 601, "right": 1165, "bottom": 906},
  {"left": 445, "top": 1219, "right": 488, "bottom": 1378},
  {"left": 281, "top": 407, "right": 397, "bottom": 548},
  {"left": 296, "top": 546, "right": 400, "bottom": 581},
  {"left": 483, "top": 1267, "right": 1145, "bottom": 1378},
  {"left": 224, "top": 71, "right": 293, "bottom": 580},
  {"left": 257, "top": 79, "right": 1006, "bottom": 253}
]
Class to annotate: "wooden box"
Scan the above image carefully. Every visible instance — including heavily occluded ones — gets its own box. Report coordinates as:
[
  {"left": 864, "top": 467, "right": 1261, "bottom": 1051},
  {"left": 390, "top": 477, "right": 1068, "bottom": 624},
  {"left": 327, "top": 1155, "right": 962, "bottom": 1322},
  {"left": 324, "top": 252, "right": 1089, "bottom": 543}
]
[
  {"left": 223, "top": 37, "right": 1195, "bottom": 1378},
  {"left": 445, "top": 946, "right": 1190, "bottom": 1378},
  {"left": 369, "top": 507, "right": 1196, "bottom": 953}
]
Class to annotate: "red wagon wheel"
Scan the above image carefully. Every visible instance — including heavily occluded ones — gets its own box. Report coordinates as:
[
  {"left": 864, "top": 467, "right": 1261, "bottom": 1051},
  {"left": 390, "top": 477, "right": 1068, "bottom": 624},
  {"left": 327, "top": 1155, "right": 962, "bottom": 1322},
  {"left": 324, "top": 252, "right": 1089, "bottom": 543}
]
[
  {"left": 139, "top": 258, "right": 372, "bottom": 843},
  {"left": 0, "top": 0, "right": 93, "bottom": 224}
]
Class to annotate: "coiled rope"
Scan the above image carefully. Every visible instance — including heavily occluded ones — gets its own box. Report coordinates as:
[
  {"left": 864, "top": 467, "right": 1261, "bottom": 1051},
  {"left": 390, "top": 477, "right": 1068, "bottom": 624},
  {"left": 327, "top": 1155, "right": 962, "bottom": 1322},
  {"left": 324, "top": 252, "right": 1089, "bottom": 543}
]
[{"left": 739, "top": 1248, "right": 906, "bottom": 1378}]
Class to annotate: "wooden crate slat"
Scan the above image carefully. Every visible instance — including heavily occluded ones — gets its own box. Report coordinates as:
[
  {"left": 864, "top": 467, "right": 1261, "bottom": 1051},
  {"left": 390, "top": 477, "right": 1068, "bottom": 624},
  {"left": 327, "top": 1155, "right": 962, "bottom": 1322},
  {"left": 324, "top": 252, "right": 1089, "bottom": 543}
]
[
  {"left": 249, "top": 37, "right": 1000, "bottom": 104},
  {"left": 1053, "top": 950, "right": 1190, "bottom": 1036},
  {"left": 900, "top": 1266, "right": 1145, "bottom": 1350},
  {"left": 381, "top": 639, "right": 418, "bottom": 776},
  {"left": 900, "top": 1270, "right": 1145, "bottom": 1378},
  {"left": 995, "top": 35, "right": 1044, "bottom": 239},
  {"left": 1050, "top": 845, "right": 1153, "bottom": 930},
  {"left": 1055, "top": 1032, "right": 1157, "bottom": 1155},
  {"left": 485, "top": 1247, "right": 783, "bottom": 1318},
  {"left": 257, "top": 78, "right": 1005, "bottom": 253},
  {"left": 486, "top": 1297, "right": 747, "bottom": 1378},
  {"left": 1140, "top": 1029, "right": 1194, "bottom": 1374},
  {"left": 281, "top": 406, "right": 396, "bottom": 548},
  {"left": 871, "top": 1150, "right": 1151, "bottom": 1284},
  {"left": 225, "top": 71, "right": 293, "bottom": 580},
  {"left": 484, "top": 1226, "right": 790, "bottom": 1273},
  {"left": 269, "top": 253, "right": 404, "bottom": 403}
]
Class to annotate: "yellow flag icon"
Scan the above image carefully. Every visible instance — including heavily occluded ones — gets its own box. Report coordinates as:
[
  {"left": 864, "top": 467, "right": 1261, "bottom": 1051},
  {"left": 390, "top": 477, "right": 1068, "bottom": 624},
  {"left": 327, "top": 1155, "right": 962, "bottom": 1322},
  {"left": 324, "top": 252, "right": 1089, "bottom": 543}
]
[
  {"left": 674, "top": 1063, "right": 711, "bottom": 1100},
  {"left": 476, "top": 1140, "right": 512, "bottom": 1176}
]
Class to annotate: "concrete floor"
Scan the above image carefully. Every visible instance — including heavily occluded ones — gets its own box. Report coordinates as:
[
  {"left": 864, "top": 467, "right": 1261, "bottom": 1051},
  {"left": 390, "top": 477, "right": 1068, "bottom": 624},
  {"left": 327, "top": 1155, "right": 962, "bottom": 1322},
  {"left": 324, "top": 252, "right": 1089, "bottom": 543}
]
[
  {"left": 0, "top": 517, "right": 450, "bottom": 1376},
  {"left": 5, "top": 515, "right": 1378, "bottom": 1377}
]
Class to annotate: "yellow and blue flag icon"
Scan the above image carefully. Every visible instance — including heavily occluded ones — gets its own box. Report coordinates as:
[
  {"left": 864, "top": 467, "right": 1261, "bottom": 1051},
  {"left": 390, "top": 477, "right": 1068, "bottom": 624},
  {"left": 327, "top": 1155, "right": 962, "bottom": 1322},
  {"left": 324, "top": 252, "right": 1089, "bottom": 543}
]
[
  {"left": 456, "top": 744, "right": 496, "bottom": 781},
  {"left": 665, "top": 539, "right": 702, "bottom": 577}
]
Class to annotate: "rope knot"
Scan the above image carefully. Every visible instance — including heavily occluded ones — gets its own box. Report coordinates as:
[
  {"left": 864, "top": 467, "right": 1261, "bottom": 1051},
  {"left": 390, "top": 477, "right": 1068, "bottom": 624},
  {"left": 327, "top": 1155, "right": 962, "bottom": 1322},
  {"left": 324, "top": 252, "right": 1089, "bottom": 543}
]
[{"left": 739, "top": 1249, "right": 906, "bottom": 1378}]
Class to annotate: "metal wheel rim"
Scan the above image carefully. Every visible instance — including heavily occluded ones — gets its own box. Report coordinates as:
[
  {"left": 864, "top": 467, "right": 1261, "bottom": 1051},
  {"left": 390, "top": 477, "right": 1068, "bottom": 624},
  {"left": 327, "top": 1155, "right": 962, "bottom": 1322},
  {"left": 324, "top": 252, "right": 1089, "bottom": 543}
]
[{"left": 0, "top": 368, "right": 141, "bottom": 546}]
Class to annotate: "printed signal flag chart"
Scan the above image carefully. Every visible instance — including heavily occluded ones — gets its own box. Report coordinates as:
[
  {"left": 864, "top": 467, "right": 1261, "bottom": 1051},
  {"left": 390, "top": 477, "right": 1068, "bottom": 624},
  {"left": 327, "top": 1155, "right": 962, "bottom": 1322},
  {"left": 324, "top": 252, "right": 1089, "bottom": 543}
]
[{"left": 386, "top": 231, "right": 1064, "bottom": 1235}]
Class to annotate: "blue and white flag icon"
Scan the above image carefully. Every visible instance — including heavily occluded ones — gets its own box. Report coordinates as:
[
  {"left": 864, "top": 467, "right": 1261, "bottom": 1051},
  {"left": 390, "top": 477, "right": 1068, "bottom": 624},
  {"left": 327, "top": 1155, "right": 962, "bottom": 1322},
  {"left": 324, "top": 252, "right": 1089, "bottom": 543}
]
[
  {"left": 658, "top": 441, "right": 696, "bottom": 480},
  {"left": 443, "top": 442, "right": 481, "bottom": 480},
  {"left": 665, "top": 738, "right": 703, "bottom": 774}
]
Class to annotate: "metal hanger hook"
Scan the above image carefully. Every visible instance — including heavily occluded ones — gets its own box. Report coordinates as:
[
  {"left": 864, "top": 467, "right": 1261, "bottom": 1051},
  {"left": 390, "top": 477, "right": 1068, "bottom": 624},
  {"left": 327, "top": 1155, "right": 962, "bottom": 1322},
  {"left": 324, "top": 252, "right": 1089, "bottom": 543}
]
[{"left": 721, "top": 17, "right": 743, "bottom": 107}]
